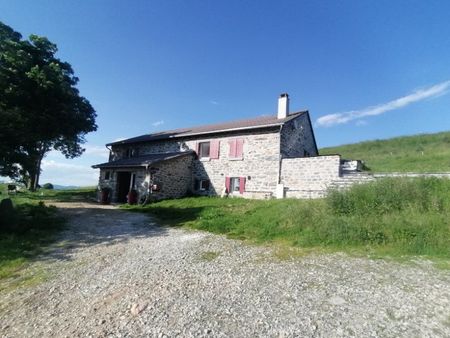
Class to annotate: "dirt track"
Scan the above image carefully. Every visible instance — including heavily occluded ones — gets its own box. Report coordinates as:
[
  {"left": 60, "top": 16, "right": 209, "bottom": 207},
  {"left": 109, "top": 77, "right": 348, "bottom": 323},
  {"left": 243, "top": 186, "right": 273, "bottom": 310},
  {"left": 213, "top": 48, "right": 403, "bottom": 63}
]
[{"left": 1, "top": 202, "right": 449, "bottom": 337}]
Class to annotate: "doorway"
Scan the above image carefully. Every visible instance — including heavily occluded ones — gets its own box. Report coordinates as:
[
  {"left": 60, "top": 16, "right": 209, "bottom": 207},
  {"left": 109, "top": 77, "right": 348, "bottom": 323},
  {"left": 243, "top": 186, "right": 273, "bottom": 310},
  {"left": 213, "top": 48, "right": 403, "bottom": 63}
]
[{"left": 117, "top": 172, "right": 132, "bottom": 203}]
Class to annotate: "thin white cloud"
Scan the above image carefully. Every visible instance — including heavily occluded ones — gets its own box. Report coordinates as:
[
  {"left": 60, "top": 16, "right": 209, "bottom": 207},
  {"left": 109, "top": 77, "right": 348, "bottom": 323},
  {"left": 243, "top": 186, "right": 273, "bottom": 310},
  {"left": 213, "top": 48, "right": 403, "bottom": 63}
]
[
  {"left": 316, "top": 80, "right": 450, "bottom": 127},
  {"left": 355, "top": 120, "right": 368, "bottom": 126},
  {"left": 210, "top": 100, "right": 219, "bottom": 105},
  {"left": 152, "top": 120, "right": 164, "bottom": 127},
  {"left": 113, "top": 137, "right": 126, "bottom": 142}
]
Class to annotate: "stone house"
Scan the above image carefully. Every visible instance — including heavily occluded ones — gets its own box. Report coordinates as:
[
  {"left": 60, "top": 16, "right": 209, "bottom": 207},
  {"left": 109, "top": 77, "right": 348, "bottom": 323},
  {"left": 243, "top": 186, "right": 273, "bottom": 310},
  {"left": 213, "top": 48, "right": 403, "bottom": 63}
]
[{"left": 93, "top": 94, "right": 363, "bottom": 202}]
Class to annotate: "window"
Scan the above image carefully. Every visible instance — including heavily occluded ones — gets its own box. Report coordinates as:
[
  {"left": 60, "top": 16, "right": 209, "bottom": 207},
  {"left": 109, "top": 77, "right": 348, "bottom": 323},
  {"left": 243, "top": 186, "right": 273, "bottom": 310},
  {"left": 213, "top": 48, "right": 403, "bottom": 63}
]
[
  {"left": 195, "top": 179, "right": 210, "bottom": 191},
  {"left": 198, "top": 142, "right": 210, "bottom": 159},
  {"left": 230, "top": 177, "right": 240, "bottom": 192},
  {"left": 125, "top": 148, "right": 138, "bottom": 158},
  {"left": 225, "top": 176, "right": 246, "bottom": 194},
  {"left": 200, "top": 180, "right": 210, "bottom": 191},
  {"left": 104, "top": 171, "right": 111, "bottom": 180}
]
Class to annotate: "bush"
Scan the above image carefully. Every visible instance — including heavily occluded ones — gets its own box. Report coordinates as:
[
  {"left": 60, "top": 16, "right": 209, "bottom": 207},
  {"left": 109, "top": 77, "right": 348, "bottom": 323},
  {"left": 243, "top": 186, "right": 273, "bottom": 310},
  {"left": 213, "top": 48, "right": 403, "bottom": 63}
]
[
  {"left": 0, "top": 199, "right": 62, "bottom": 234},
  {"left": 0, "top": 198, "right": 18, "bottom": 232}
]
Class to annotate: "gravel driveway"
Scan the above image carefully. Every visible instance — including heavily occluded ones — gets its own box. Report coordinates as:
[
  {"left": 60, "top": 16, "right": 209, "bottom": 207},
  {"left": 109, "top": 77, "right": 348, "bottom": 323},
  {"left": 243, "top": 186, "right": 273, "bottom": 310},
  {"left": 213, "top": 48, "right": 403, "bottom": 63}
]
[{"left": 1, "top": 202, "right": 449, "bottom": 337}]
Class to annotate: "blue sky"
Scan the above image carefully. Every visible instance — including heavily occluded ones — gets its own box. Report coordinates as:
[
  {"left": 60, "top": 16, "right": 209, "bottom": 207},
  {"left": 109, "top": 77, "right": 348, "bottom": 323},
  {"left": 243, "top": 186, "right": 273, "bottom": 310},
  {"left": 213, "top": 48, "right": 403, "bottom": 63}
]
[{"left": 1, "top": 0, "right": 450, "bottom": 186}]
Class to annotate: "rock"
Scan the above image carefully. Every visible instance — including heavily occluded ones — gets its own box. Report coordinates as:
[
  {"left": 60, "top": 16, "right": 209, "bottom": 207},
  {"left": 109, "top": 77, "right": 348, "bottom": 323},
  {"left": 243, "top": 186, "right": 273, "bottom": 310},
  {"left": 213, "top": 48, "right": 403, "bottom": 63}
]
[
  {"left": 130, "top": 302, "right": 148, "bottom": 316},
  {"left": 328, "top": 296, "right": 346, "bottom": 306}
]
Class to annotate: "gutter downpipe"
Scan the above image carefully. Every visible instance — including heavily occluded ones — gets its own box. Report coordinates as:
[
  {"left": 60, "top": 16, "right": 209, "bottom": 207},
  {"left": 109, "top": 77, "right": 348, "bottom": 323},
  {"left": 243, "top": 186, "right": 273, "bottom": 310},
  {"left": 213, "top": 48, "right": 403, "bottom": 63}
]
[
  {"left": 277, "top": 124, "right": 283, "bottom": 184},
  {"left": 275, "top": 124, "right": 285, "bottom": 199},
  {"left": 106, "top": 145, "right": 112, "bottom": 161}
]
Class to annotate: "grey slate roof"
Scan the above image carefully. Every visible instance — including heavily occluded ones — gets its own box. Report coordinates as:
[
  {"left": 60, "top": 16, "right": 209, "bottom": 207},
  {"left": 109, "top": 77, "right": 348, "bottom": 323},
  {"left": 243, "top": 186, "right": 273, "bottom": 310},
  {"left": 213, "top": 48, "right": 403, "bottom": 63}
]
[
  {"left": 107, "top": 111, "right": 307, "bottom": 146},
  {"left": 92, "top": 151, "right": 194, "bottom": 169}
]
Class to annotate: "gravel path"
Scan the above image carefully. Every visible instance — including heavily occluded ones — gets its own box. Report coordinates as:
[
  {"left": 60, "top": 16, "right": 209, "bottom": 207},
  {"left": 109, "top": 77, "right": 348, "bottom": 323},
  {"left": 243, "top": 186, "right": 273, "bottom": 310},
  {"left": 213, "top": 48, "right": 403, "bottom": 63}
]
[{"left": 1, "top": 202, "right": 449, "bottom": 337}]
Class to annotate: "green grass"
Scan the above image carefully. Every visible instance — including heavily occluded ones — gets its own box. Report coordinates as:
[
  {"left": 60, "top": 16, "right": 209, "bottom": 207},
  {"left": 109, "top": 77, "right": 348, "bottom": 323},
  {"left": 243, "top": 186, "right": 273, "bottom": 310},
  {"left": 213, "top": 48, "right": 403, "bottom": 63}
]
[
  {"left": 320, "top": 131, "right": 450, "bottom": 172},
  {"left": 125, "top": 177, "right": 450, "bottom": 261},
  {"left": 199, "top": 251, "right": 221, "bottom": 261},
  {"left": 0, "top": 185, "right": 96, "bottom": 287},
  {"left": 0, "top": 185, "right": 97, "bottom": 204}
]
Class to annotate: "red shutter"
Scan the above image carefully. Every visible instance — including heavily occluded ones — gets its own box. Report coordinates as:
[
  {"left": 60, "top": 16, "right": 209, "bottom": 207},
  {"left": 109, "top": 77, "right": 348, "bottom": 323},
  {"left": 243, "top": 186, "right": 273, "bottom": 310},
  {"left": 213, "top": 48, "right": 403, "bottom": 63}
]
[
  {"left": 236, "top": 138, "right": 244, "bottom": 159},
  {"left": 228, "top": 139, "right": 236, "bottom": 158},
  {"left": 210, "top": 140, "right": 220, "bottom": 159},
  {"left": 225, "top": 177, "right": 231, "bottom": 193},
  {"left": 239, "top": 177, "right": 246, "bottom": 194}
]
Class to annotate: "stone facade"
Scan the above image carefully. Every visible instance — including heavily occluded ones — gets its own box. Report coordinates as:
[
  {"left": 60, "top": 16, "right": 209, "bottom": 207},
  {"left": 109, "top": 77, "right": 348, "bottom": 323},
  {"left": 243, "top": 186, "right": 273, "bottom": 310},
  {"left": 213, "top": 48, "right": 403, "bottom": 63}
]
[
  {"left": 280, "top": 113, "right": 318, "bottom": 158},
  {"left": 280, "top": 155, "right": 341, "bottom": 198},
  {"left": 148, "top": 155, "right": 194, "bottom": 201},
  {"left": 108, "top": 128, "right": 282, "bottom": 199},
  {"left": 96, "top": 111, "right": 346, "bottom": 202}
]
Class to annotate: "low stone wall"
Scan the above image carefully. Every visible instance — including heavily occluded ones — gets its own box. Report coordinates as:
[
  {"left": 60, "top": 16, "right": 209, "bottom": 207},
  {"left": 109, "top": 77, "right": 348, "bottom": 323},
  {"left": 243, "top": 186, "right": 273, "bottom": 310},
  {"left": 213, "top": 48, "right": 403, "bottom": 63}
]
[
  {"left": 373, "top": 172, "right": 450, "bottom": 178},
  {"left": 280, "top": 155, "right": 341, "bottom": 198}
]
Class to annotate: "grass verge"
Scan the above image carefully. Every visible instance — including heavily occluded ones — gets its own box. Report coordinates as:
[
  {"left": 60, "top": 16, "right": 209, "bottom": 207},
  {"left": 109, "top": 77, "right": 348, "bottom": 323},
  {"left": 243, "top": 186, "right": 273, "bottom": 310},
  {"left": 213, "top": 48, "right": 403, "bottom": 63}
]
[
  {"left": 0, "top": 185, "right": 95, "bottom": 287},
  {"left": 124, "top": 177, "right": 450, "bottom": 261},
  {"left": 320, "top": 130, "right": 450, "bottom": 173}
]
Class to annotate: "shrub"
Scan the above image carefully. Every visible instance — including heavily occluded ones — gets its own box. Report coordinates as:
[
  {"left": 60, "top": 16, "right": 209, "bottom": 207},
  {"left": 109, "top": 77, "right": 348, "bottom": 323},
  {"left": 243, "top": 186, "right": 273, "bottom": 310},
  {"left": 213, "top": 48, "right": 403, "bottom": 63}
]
[{"left": 0, "top": 198, "right": 18, "bottom": 232}]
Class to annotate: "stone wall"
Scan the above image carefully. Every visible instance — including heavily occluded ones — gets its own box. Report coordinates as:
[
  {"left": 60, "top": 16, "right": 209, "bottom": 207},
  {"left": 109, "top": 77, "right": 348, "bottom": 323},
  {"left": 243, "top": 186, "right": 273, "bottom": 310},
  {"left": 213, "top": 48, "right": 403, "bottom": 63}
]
[
  {"left": 280, "top": 155, "right": 341, "bottom": 198},
  {"left": 149, "top": 155, "right": 194, "bottom": 200},
  {"left": 111, "top": 128, "right": 282, "bottom": 198},
  {"left": 188, "top": 131, "right": 281, "bottom": 198},
  {"left": 105, "top": 113, "right": 322, "bottom": 200},
  {"left": 280, "top": 113, "right": 318, "bottom": 158}
]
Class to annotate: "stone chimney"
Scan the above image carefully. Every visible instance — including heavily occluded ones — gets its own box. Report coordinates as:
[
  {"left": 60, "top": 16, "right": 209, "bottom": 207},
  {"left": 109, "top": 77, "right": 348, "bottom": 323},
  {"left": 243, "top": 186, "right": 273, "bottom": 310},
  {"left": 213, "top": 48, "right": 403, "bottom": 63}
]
[{"left": 277, "top": 93, "right": 289, "bottom": 119}]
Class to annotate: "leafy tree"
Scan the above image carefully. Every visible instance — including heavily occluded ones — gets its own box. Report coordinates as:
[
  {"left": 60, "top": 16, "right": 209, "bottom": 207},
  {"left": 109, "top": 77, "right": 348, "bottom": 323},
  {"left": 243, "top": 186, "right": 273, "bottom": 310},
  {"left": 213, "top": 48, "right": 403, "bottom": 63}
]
[
  {"left": 0, "top": 21, "right": 97, "bottom": 190},
  {"left": 42, "top": 183, "right": 54, "bottom": 190}
]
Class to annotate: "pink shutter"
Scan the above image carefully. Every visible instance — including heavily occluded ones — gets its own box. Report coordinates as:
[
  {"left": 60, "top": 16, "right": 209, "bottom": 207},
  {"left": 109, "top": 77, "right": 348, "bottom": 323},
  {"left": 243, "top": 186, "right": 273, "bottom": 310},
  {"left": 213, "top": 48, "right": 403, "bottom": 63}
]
[
  {"left": 225, "top": 177, "right": 231, "bottom": 193},
  {"left": 210, "top": 140, "right": 220, "bottom": 159},
  {"left": 228, "top": 139, "right": 236, "bottom": 158},
  {"left": 239, "top": 177, "right": 246, "bottom": 194},
  {"left": 236, "top": 138, "right": 244, "bottom": 159}
]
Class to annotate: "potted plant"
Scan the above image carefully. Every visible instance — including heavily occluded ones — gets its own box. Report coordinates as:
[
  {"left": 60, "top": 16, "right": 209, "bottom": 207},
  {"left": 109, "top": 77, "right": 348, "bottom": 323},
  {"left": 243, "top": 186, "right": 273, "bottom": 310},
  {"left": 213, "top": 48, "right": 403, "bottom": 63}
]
[
  {"left": 127, "top": 189, "right": 138, "bottom": 205},
  {"left": 100, "top": 187, "right": 111, "bottom": 204}
]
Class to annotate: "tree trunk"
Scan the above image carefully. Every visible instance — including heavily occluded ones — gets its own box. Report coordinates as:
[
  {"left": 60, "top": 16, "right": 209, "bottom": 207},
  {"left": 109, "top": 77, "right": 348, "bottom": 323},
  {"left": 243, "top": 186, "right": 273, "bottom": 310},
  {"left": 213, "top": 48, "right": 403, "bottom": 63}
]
[
  {"left": 32, "top": 155, "right": 42, "bottom": 191},
  {"left": 29, "top": 174, "right": 36, "bottom": 191},
  {"left": 27, "top": 144, "right": 46, "bottom": 191}
]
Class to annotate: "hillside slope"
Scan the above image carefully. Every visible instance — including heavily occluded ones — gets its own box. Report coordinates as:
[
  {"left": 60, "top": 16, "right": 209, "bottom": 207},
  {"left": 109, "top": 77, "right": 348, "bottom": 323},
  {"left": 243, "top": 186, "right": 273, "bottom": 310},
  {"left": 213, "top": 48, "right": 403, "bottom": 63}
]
[{"left": 320, "top": 131, "right": 450, "bottom": 173}]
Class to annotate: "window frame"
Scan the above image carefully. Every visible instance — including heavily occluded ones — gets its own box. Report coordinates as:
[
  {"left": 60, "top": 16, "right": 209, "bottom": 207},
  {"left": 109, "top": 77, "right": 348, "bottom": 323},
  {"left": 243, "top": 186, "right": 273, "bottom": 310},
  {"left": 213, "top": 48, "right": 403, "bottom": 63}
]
[
  {"left": 125, "top": 148, "right": 138, "bottom": 158},
  {"left": 198, "top": 141, "right": 211, "bottom": 159},
  {"left": 199, "top": 179, "right": 210, "bottom": 191},
  {"left": 104, "top": 171, "right": 111, "bottom": 180},
  {"left": 230, "top": 177, "right": 240, "bottom": 193}
]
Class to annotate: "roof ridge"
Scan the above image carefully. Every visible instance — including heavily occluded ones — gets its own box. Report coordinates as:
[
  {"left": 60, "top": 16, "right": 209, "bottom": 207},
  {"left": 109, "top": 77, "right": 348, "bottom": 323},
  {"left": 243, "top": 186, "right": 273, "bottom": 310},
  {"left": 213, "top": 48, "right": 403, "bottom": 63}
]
[{"left": 108, "top": 110, "right": 307, "bottom": 146}]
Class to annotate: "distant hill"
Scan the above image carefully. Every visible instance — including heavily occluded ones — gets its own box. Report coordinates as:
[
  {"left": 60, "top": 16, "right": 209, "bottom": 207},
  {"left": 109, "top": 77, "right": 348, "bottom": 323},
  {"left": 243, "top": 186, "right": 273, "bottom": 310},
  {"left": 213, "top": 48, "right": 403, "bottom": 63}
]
[
  {"left": 52, "top": 184, "right": 81, "bottom": 190},
  {"left": 320, "top": 131, "right": 450, "bottom": 173}
]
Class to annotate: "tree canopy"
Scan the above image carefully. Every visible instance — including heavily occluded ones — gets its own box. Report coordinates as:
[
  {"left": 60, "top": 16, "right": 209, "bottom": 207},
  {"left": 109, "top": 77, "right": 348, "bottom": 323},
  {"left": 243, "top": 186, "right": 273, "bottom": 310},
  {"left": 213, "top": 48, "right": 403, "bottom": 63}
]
[{"left": 0, "top": 21, "right": 97, "bottom": 189}]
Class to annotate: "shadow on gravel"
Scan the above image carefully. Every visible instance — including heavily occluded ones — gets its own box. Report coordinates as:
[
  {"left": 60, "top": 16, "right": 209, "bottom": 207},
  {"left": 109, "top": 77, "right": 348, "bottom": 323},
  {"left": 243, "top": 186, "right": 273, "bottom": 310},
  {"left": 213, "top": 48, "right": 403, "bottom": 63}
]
[
  {"left": 36, "top": 203, "right": 170, "bottom": 263},
  {"left": 131, "top": 206, "right": 206, "bottom": 228}
]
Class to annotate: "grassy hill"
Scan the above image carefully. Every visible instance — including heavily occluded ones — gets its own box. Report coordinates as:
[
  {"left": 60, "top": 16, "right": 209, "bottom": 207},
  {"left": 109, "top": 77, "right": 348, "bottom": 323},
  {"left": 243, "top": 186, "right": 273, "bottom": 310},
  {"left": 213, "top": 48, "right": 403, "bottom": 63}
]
[{"left": 320, "top": 131, "right": 450, "bottom": 173}]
